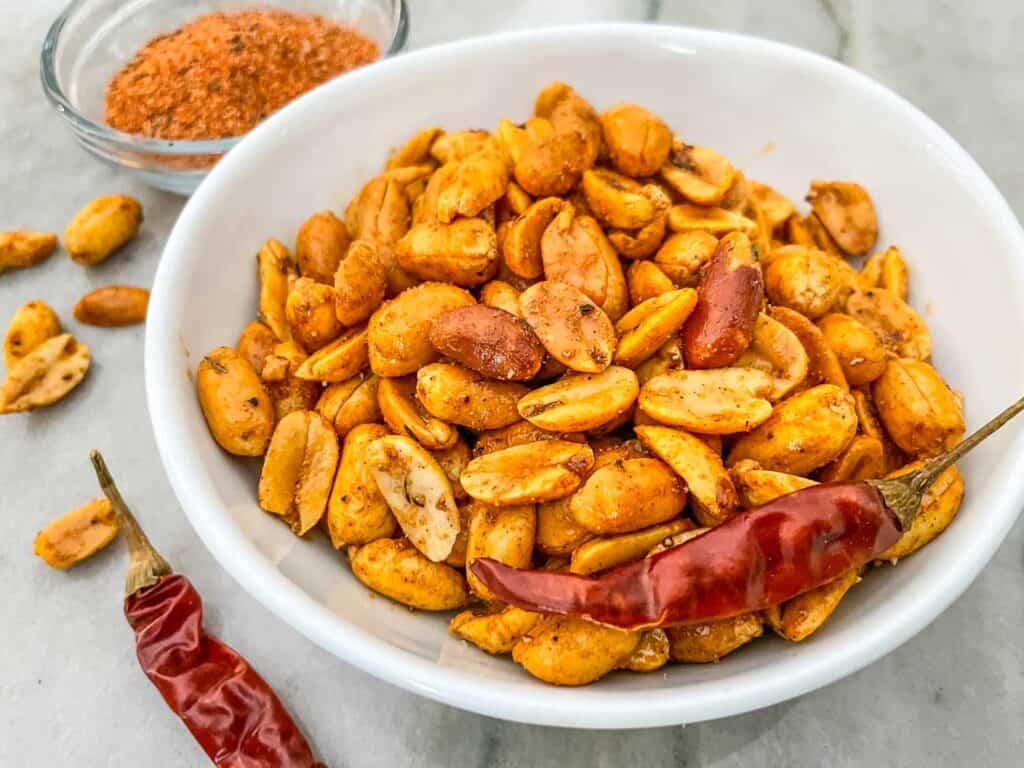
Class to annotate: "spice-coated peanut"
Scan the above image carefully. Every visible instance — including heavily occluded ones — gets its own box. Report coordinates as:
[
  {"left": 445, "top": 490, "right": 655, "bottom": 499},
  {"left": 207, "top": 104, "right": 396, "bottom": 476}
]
[
  {"left": 64, "top": 194, "right": 142, "bottom": 265},
  {"left": 350, "top": 538, "right": 469, "bottom": 610},
  {"left": 33, "top": 498, "right": 119, "bottom": 570},
  {"left": 4, "top": 300, "right": 60, "bottom": 370}
]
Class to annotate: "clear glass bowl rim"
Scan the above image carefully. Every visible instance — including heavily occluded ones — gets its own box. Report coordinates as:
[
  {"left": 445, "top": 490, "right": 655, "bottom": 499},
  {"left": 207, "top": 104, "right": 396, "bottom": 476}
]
[{"left": 40, "top": 0, "right": 409, "bottom": 156}]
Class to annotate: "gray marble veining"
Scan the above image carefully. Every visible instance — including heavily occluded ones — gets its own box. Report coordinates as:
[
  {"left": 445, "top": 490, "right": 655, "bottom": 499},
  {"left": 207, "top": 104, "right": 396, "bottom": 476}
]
[{"left": 1, "top": 1, "right": 1021, "bottom": 765}]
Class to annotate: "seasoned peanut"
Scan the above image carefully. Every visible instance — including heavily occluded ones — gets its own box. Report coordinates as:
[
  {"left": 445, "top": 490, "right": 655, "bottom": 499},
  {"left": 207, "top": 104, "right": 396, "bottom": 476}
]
[
  {"left": 806, "top": 180, "right": 878, "bottom": 256},
  {"left": 817, "top": 312, "right": 887, "bottom": 386},
  {"left": 396, "top": 218, "right": 498, "bottom": 287},
  {"left": 0, "top": 333, "right": 89, "bottom": 415},
  {"left": 727, "top": 384, "right": 857, "bottom": 474},
  {"left": 582, "top": 169, "right": 664, "bottom": 229},
  {"left": 768, "top": 305, "right": 849, "bottom": 391},
  {"left": 627, "top": 260, "right": 675, "bottom": 305},
  {"left": 294, "top": 323, "right": 368, "bottom": 382},
  {"left": 33, "top": 498, "right": 119, "bottom": 570},
  {"left": 667, "top": 204, "right": 756, "bottom": 237},
  {"left": 366, "top": 435, "right": 461, "bottom": 561},
  {"left": 540, "top": 205, "right": 609, "bottom": 304},
  {"left": 513, "top": 118, "right": 592, "bottom": 197},
  {"left": 816, "top": 434, "right": 885, "bottom": 482},
  {"left": 666, "top": 613, "right": 764, "bottom": 663},
  {"left": 461, "top": 439, "right": 595, "bottom": 505},
  {"left": 285, "top": 277, "right": 342, "bottom": 351},
  {"left": 638, "top": 368, "right": 773, "bottom": 434},
  {"left": 518, "top": 366, "right": 639, "bottom": 432},
  {"left": 659, "top": 142, "right": 736, "bottom": 205},
  {"left": 654, "top": 230, "right": 718, "bottom": 287},
  {"left": 502, "top": 197, "right": 563, "bottom": 279},
  {"left": 316, "top": 373, "right": 381, "bottom": 437},
  {"left": 570, "top": 457, "right": 686, "bottom": 534},
  {"left": 295, "top": 210, "right": 351, "bottom": 284},
  {"left": 473, "top": 420, "right": 585, "bottom": 457},
  {"left": 570, "top": 518, "right": 692, "bottom": 575},
  {"left": 257, "top": 238, "right": 296, "bottom": 342},
  {"left": 4, "top": 300, "right": 60, "bottom": 370},
  {"left": 607, "top": 212, "right": 667, "bottom": 260},
  {"left": 480, "top": 280, "right": 523, "bottom": 317},
  {"left": 735, "top": 313, "right": 810, "bottom": 401},
  {"left": 519, "top": 281, "right": 616, "bottom": 373},
  {"left": 326, "top": 423, "right": 395, "bottom": 547},
  {"left": 513, "top": 616, "right": 640, "bottom": 685},
  {"left": 258, "top": 410, "right": 338, "bottom": 534},
  {"left": 767, "top": 569, "right": 859, "bottom": 642},
  {"left": 431, "top": 438, "right": 472, "bottom": 502},
  {"left": 334, "top": 239, "right": 387, "bottom": 326},
  {"left": 872, "top": 358, "right": 964, "bottom": 456},
  {"left": 345, "top": 175, "right": 410, "bottom": 245},
  {"left": 436, "top": 148, "right": 510, "bottom": 223},
  {"left": 367, "top": 282, "right": 475, "bottom": 376},
  {"left": 73, "top": 285, "right": 149, "bottom": 327},
  {"left": 466, "top": 502, "right": 537, "bottom": 599},
  {"left": 429, "top": 304, "right": 544, "bottom": 381},
  {"left": 764, "top": 246, "right": 846, "bottom": 319},
  {"left": 844, "top": 288, "right": 930, "bottom": 360},
  {"left": 859, "top": 245, "right": 909, "bottom": 300},
  {"left": 682, "top": 231, "right": 764, "bottom": 369},
  {"left": 387, "top": 126, "right": 442, "bottom": 170},
  {"left": 64, "top": 194, "right": 142, "bottom": 265},
  {"left": 350, "top": 538, "right": 469, "bottom": 610},
  {"left": 593, "top": 218, "right": 630, "bottom": 322},
  {"left": 261, "top": 341, "right": 320, "bottom": 420},
  {"left": 450, "top": 605, "right": 541, "bottom": 655},
  {"left": 636, "top": 425, "right": 739, "bottom": 526},
  {"left": 378, "top": 374, "right": 458, "bottom": 450},
  {"left": 416, "top": 362, "right": 527, "bottom": 431},
  {"left": 601, "top": 103, "right": 671, "bottom": 177},
  {"left": 536, "top": 82, "right": 602, "bottom": 166},
  {"left": 0, "top": 231, "right": 58, "bottom": 272},
  {"left": 618, "top": 629, "right": 670, "bottom": 672},
  {"left": 635, "top": 337, "right": 685, "bottom": 386},
  {"left": 877, "top": 462, "right": 963, "bottom": 562},
  {"left": 430, "top": 129, "right": 492, "bottom": 164},
  {"left": 750, "top": 181, "right": 796, "bottom": 232},
  {"left": 730, "top": 461, "right": 818, "bottom": 507},
  {"left": 614, "top": 288, "right": 698, "bottom": 368},
  {"left": 536, "top": 495, "right": 593, "bottom": 556}
]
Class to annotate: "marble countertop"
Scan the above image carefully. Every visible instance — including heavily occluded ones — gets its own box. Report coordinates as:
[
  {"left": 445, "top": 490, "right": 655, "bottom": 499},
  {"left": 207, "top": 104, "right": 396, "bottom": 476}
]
[{"left": 2, "top": 1, "right": 1021, "bottom": 765}]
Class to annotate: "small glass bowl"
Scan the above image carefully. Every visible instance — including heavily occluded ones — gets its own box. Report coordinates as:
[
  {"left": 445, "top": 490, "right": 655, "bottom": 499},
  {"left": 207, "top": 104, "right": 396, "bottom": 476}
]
[{"left": 41, "top": 0, "right": 407, "bottom": 195}]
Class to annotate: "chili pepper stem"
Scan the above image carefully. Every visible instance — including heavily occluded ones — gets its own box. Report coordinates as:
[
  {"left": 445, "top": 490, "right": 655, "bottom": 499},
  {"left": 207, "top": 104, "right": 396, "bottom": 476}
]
[
  {"left": 90, "top": 450, "right": 173, "bottom": 596},
  {"left": 868, "top": 393, "right": 1024, "bottom": 530}
]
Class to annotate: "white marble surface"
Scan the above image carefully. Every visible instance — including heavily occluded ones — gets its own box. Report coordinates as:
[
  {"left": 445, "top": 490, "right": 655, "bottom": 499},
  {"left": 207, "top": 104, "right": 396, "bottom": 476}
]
[{"left": 1, "top": 0, "right": 1022, "bottom": 765}]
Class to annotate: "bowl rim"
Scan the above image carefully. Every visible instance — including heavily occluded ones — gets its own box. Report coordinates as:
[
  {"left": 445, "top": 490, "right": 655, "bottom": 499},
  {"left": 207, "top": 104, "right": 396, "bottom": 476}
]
[
  {"left": 40, "top": 0, "right": 408, "bottom": 156},
  {"left": 146, "top": 23, "right": 1024, "bottom": 728}
]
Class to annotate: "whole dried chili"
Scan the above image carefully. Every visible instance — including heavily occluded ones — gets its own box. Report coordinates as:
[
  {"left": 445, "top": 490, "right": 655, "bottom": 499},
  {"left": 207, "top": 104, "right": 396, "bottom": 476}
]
[
  {"left": 471, "top": 395, "right": 1024, "bottom": 630},
  {"left": 90, "top": 452, "right": 326, "bottom": 768}
]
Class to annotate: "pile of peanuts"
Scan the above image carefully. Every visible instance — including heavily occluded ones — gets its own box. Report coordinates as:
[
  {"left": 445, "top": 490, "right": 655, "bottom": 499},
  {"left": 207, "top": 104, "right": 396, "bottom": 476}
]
[{"left": 196, "top": 82, "right": 966, "bottom": 686}]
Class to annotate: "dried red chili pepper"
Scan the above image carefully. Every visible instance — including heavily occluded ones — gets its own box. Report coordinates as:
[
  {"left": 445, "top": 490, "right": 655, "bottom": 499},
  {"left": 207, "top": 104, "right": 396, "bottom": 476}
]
[
  {"left": 471, "top": 395, "right": 1024, "bottom": 630},
  {"left": 90, "top": 452, "right": 326, "bottom": 768}
]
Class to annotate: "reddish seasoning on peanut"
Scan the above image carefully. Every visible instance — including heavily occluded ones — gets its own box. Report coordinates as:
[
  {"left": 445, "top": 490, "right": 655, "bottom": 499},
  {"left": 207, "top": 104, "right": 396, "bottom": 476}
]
[{"left": 105, "top": 9, "right": 379, "bottom": 140}]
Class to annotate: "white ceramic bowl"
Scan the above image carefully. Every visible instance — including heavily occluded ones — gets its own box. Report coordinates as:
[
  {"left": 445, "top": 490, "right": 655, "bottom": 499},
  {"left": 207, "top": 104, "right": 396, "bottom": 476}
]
[{"left": 146, "top": 24, "right": 1024, "bottom": 728}]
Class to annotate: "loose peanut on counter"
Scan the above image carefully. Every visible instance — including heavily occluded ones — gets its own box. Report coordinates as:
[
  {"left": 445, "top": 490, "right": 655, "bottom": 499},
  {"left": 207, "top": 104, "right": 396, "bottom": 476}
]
[
  {"left": 194, "top": 81, "right": 964, "bottom": 686},
  {"left": 0, "top": 333, "right": 90, "bottom": 414},
  {"left": 73, "top": 285, "right": 150, "bottom": 327},
  {"left": 0, "top": 231, "right": 58, "bottom": 273},
  {"left": 34, "top": 498, "right": 119, "bottom": 569},
  {"left": 4, "top": 300, "right": 61, "bottom": 369},
  {"left": 64, "top": 194, "right": 142, "bottom": 265}
]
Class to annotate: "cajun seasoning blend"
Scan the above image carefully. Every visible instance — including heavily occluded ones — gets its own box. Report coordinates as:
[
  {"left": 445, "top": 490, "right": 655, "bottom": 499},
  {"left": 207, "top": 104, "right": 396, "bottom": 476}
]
[{"left": 105, "top": 9, "right": 378, "bottom": 140}]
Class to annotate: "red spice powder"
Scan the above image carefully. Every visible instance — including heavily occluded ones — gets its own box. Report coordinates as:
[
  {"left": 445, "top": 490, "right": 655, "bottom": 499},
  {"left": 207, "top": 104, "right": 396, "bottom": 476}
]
[{"left": 105, "top": 9, "right": 379, "bottom": 140}]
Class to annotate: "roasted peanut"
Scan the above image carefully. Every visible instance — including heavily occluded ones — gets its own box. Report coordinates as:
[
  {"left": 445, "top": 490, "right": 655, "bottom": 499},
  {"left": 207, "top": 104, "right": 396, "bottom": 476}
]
[
  {"left": 614, "top": 288, "right": 698, "bottom": 369},
  {"left": 518, "top": 366, "right": 639, "bottom": 432},
  {"left": 436, "top": 148, "right": 510, "bottom": 223},
  {"left": 618, "top": 629, "right": 670, "bottom": 672},
  {"left": 806, "top": 180, "right": 878, "bottom": 256},
  {"left": 430, "top": 129, "right": 492, "bottom": 164},
  {"left": 608, "top": 212, "right": 667, "bottom": 260},
  {"left": 350, "top": 538, "right": 469, "bottom": 610},
  {"left": 859, "top": 245, "right": 909, "bottom": 300},
  {"left": 345, "top": 175, "right": 410, "bottom": 245},
  {"left": 0, "top": 231, "right": 57, "bottom": 272},
  {"left": 316, "top": 373, "right": 381, "bottom": 437},
  {"left": 768, "top": 305, "right": 849, "bottom": 391},
  {"left": 513, "top": 118, "right": 591, "bottom": 197},
  {"left": 262, "top": 341, "right": 320, "bottom": 419},
  {"left": 536, "top": 82, "right": 602, "bottom": 166},
  {"left": 480, "top": 280, "right": 523, "bottom": 317},
  {"left": 466, "top": 502, "right": 537, "bottom": 600},
  {"left": 416, "top": 362, "right": 527, "bottom": 431},
  {"left": 817, "top": 312, "right": 887, "bottom": 386},
  {"left": 627, "top": 260, "right": 675, "bottom": 305},
  {"left": 4, "top": 300, "right": 60, "bottom": 370},
  {"left": 378, "top": 374, "right": 459, "bottom": 450},
  {"left": 294, "top": 323, "right": 368, "bottom": 382},
  {"left": 850, "top": 388, "right": 904, "bottom": 472},
  {"left": 666, "top": 614, "right": 764, "bottom": 663},
  {"left": 593, "top": 219, "right": 630, "bottom": 323},
  {"left": 667, "top": 204, "right": 756, "bottom": 237},
  {"left": 33, "top": 498, "right": 119, "bottom": 570},
  {"left": 877, "top": 462, "right": 964, "bottom": 562},
  {"left": 750, "top": 181, "right": 796, "bottom": 233},
  {"left": 735, "top": 313, "right": 810, "bottom": 401},
  {"left": 730, "top": 461, "right": 818, "bottom": 507},
  {"left": 450, "top": 605, "right": 541, "bottom": 655},
  {"left": 764, "top": 246, "right": 846, "bottom": 319},
  {"left": 816, "top": 434, "right": 885, "bottom": 482},
  {"left": 333, "top": 239, "right": 387, "bottom": 326},
  {"left": 285, "top": 277, "right": 342, "bottom": 351},
  {"left": 446, "top": 503, "right": 473, "bottom": 567},
  {"left": 570, "top": 457, "right": 685, "bottom": 534},
  {"left": 653, "top": 230, "right": 718, "bottom": 287},
  {"left": 570, "top": 518, "right": 693, "bottom": 575},
  {"left": 767, "top": 569, "right": 859, "bottom": 642},
  {"left": 367, "top": 282, "right": 475, "bottom": 376},
  {"left": 429, "top": 304, "right": 544, "bottom": 381},
  {"left": 473, "top": 420, "right": 585, "bottom": 458},
  {"left": 519, "top": 281, "right": 616, "bottom": 374},
  {"left": 536, "top": 495, "right": 593, "bottom": 556},
  {"left": 872, "top": 358, "right": 964, "bottom": 456},
  {"left": 257, "top": 238, "right": 297, "bottom": 342},
  {"left": 326, "top": 423, "right": 395, "bottom": 547},
  {"left": 636, "top": 425, "right": 739, "bottom": 526},
  {"left": 0, "top": 333, "right": 89, "bottom": 415},
  {"left": 727, "top": 384, "right": 857, "bottom": 474},
  {"left": 366, "top": 434, "right": 460, "bottom": 561},
  {"left": 682, "top": 232, "right": 764, "bottom": 369},
  {"left": 431, "top": 438, "right": 472, "bottom": 502},
  {"left": 64, "top": 194, "right": 142, "bottom": 265},
  {"left": 582, "top": 169, "right": 665, "bottom": 229},
  {"left": 601, "top": 103, "right": 671, "bottom": 178},
  {"left": 387, "top": 126, "right": 442, "bottom": 170},
  {"left": 395, "top": 218, "right": 498, "bottom": 288},
  {"left": 295, "top": 210, "right": 351, "bottom": 284},
  {"left": 844, "top": 288, "right": 930, "bottom": 360},
  {"left": 540, "top": 205, "right": 609, "bottom": 305},
  {"left": 635, "top": 337, "right": 685, "bottom": 386},
  {"left": 502, "top": 197, "right": 563, "bottom": 279},
  {"left": 659, "top": 142, "right": 736, "bottom": 205},
  {"left": 258, "top": 410, "right": 338, "bottom": 534},
  {"left": 72, "top": 285, "right": 149, "bottom": 327},
  {"left": 513, "top": 616, "right": 640, "bottom": 685},
  {"left": 638, "top": 368, "right": 773, "bottom": 434},
  {"left": 461, "top": 439, "right": 595, "bottom": 505}
]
